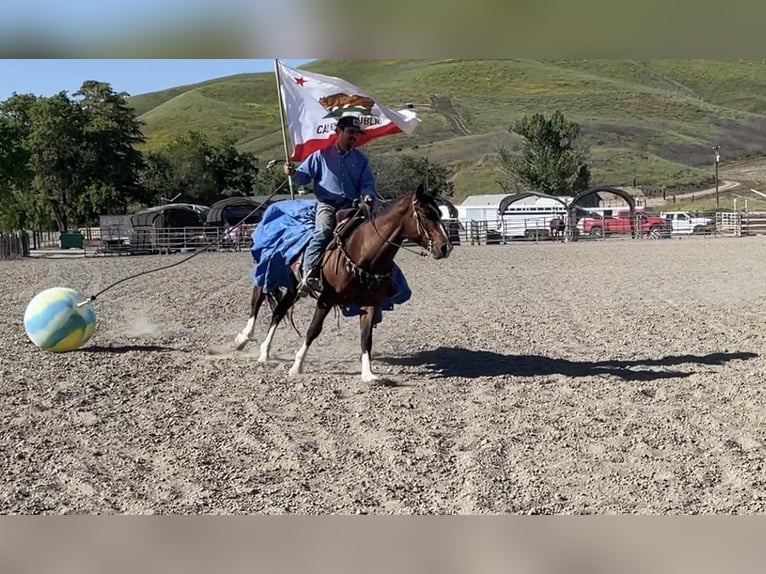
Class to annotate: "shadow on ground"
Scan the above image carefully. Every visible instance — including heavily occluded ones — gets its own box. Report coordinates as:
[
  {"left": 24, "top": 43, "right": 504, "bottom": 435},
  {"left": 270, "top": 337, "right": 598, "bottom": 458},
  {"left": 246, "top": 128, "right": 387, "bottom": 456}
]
[
  {"left": 379, "top": 347, "right": 759, "bottom": 381},
  {"left": 80, "top": 344, "right": 176, "bottom": 354}
]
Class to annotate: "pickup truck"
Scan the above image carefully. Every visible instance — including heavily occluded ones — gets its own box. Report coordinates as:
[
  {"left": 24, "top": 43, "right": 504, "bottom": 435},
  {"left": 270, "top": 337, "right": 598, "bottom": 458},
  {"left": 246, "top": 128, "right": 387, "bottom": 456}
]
[
  {"left": 580, "top": 210, "right": 670, "bottom": 238},
  {"left": 660, "top": 211, "right": 715, "bottom": 235}
]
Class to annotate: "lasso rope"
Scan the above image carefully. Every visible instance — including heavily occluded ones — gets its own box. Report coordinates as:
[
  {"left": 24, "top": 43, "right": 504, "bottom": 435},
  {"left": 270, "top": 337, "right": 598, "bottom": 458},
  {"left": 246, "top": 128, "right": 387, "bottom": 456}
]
[{"left": 77, "top": 181, "right": 289, "bottom": 307}]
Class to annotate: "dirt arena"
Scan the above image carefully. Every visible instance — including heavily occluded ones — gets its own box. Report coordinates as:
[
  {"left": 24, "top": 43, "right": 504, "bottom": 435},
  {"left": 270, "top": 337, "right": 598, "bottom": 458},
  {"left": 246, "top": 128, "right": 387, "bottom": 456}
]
[{"left": 2, "top": 236, "right": 766, "bottom": 514}]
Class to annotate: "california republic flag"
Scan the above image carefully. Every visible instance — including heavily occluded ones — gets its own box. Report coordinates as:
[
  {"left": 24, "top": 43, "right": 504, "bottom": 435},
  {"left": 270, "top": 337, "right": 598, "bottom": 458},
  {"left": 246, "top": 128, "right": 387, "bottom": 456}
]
[{"left": 276, "top": 60, "right": 420, "bottom": 162}]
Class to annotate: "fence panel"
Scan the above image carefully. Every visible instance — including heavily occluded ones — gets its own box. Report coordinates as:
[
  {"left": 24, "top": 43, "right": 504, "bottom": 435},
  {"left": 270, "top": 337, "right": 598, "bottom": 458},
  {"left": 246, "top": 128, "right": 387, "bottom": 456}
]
[
  {"left": 18, "top": 210, "right": 766, "bottom": 260},
  {"left": 0, "top": 232, "right": 30, "bottom": 259},
  {"left": 742, "top": 211, "right": 766, "bottom": 236}
]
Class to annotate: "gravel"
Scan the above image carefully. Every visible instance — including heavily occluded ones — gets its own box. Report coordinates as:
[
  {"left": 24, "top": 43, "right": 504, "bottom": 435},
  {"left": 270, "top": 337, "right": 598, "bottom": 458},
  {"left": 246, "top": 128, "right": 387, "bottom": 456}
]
[{"left": 2, "top": 236, "right": 766, "bottom": 514}]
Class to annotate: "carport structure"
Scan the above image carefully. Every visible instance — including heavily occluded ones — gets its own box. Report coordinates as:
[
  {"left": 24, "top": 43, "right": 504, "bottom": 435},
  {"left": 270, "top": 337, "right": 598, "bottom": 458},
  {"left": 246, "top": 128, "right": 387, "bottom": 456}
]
[{"left": 497, "top": 187, "right": 637, "bottom": 241}]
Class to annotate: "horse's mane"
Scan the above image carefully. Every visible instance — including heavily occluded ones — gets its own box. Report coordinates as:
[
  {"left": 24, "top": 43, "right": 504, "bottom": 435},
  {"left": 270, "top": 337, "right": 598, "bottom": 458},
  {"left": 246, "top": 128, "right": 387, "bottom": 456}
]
[
  {"left": 377, "top": 191, "right": 414, "bottom": 211},
  {"left": 375, "top": 189, "right": 437, "bottom": 215}
]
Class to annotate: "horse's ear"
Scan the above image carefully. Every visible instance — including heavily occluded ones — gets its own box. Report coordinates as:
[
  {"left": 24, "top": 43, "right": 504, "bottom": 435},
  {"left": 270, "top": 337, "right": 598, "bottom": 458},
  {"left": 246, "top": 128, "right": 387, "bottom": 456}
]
[{"left": 415, "top": 183, "right": 425, "bottom": 202}]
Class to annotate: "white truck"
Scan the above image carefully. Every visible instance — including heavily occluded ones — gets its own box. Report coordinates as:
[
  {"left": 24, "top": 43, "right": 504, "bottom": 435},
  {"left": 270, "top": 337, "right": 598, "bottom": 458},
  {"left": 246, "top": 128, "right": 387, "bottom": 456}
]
[{"left": 660, "top": 211, "right": 715, "bottom": 235}]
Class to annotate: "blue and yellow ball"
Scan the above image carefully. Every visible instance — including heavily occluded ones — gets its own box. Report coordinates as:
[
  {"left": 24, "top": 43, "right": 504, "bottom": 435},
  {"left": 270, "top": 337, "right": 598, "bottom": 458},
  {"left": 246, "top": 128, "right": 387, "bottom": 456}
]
[{"left": 23, "top": 287, "right": 96, "bottom": 352}]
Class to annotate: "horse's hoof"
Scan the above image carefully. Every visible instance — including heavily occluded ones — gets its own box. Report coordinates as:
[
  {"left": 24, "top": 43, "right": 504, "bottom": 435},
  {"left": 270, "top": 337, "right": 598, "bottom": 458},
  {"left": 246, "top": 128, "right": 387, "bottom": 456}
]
[
  {"left": 361, "top": 372, "right": 380, "bottom": 383},
  {"left": 234, "top": 334, "right": 250, "bottom": 350},
  {"left": 257, "top": 353, "right": 269, "bottom": 363},
  {"left": 288, "top": 366, "right": 302, "bottom": 377}
]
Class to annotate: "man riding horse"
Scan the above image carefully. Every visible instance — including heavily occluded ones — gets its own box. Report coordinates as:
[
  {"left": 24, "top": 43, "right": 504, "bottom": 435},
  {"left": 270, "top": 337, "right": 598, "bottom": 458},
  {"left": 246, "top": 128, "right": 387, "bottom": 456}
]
[
  {"left": 237, "top": 110, "right": 454, "bottom": 381},
  {"left": 283, "top": 115, "right": 375, "bottom": 296},
  {"left": 236, "top": 183, "right": 453, "bottom": 381}
]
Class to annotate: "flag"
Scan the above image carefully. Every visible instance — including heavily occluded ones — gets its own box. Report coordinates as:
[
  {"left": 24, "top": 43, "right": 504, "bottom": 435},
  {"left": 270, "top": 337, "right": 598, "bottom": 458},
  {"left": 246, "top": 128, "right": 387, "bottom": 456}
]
[{"left": 275, "top": 60, "right": 420, "bottom": 162}]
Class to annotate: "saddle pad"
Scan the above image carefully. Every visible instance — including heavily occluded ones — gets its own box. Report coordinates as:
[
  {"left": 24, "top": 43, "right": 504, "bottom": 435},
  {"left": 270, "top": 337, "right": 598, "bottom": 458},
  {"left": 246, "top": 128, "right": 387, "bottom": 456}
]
[{"left": 250, "top": 199, "right": 411, "bottom": 326}]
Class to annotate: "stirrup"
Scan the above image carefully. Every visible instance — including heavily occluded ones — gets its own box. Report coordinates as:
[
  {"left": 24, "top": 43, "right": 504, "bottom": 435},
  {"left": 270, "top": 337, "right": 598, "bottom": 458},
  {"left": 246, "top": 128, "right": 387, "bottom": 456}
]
[
  {"left": 297, "top": 272, "right": 321, "bottom": 296},
  {"left": 305, "top": 276, "right": 322, "bottom": 292}
]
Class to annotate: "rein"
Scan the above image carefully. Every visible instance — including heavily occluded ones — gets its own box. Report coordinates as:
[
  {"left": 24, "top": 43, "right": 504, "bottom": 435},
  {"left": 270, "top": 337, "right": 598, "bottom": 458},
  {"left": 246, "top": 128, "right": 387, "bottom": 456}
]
[{"left": 329, "top": 194, "right": 431, "bottom": 290}]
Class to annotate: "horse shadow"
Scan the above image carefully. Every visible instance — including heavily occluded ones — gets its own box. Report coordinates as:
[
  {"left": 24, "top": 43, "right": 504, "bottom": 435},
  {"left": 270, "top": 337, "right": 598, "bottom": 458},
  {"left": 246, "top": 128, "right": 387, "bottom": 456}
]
[{"left": 378, "top": 346, "right": 758, "bottom": 382}]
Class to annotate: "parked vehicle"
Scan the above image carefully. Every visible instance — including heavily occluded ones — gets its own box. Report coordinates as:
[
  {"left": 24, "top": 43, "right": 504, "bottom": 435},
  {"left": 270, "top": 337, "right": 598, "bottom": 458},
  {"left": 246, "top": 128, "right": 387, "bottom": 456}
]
[
  {"left": 580, "top": 210, "right": 670, "bottom": 238},
  {"left": 660, "top": 211, "right": 715, "bottom": 235}
]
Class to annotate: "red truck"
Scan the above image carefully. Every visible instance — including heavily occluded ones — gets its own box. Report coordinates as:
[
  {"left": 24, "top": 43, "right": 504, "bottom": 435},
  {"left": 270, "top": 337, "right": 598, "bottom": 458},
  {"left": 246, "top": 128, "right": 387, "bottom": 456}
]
[{"left": 580, "top": 210, "right": 670, "bottom": 238}]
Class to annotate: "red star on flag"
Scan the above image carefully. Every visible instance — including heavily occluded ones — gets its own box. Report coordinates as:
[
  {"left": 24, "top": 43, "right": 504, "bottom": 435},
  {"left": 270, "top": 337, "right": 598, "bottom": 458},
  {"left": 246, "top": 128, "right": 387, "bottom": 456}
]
[{"left": 295, "top": 77, "right": 306, "bottom": 86}]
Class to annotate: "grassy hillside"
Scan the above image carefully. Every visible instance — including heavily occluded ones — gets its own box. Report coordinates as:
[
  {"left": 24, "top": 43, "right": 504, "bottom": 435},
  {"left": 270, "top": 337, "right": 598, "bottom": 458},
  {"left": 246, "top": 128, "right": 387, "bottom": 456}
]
[{"left": 127, "top": 59, "right": 766, "bottom": 201}]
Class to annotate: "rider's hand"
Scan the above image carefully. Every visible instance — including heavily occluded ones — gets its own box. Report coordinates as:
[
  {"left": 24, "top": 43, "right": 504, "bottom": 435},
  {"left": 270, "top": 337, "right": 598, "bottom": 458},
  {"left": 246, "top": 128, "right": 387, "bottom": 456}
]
[{"left": 283, "top": 162, "right": 295, "bottom": 176}]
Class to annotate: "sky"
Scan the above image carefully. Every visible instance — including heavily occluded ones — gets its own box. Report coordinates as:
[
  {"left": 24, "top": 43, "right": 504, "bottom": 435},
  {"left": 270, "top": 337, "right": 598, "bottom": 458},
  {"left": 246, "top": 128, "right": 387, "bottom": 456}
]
[
  {"left": 0, "top": 59, "right": 315, "bottom": 101},
  {"left": 3, "top": 0, "right": 245, "bottom": 35}
]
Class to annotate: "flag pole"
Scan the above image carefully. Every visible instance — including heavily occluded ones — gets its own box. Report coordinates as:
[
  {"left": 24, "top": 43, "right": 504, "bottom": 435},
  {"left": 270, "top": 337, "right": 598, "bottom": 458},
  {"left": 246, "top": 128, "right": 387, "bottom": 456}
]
[{"left": 274, "top": 58, "right": 295, "bottom": 199}]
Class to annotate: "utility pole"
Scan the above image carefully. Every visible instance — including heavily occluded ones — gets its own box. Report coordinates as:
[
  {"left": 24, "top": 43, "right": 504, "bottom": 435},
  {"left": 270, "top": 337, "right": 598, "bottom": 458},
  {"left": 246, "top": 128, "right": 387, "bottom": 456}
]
[{"left": 713, "top": 145, "right": 720, "bottom": 208}]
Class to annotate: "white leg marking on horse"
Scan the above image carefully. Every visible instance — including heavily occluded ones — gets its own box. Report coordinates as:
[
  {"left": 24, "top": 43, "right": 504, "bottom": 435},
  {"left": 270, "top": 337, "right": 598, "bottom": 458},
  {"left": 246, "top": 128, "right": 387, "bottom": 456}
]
[
  {"left": 258, "top": 324, "right": 277, "bottom": 363},
  {"left": 289, "top": 343, "right": 308, "bottom": 377},
  {"left": 234, "top": 316, "right": 255, "bottom": 350},
  {"left": 361, "top": 352, "right": 379, "bottom": 382}
]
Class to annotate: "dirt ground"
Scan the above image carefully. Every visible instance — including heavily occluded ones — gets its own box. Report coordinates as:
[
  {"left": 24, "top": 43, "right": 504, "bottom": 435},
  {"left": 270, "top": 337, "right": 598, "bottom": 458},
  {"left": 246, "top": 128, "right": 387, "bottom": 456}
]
[{"left": 3, "top": 236, "right": 766, "bottom": 514}]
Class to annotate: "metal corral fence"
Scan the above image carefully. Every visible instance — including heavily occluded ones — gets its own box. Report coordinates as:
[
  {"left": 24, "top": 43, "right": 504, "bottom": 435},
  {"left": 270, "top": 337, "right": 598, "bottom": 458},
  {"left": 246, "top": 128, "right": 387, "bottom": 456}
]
[
  {"left": 27, "top": 230, "right": 61, "bottom": 249},
  {"left": 446, "top": 211, "right": 759, "bottom": 244},
  {"left": 741, "top": 211, "right": 766, "bottom": 236},
  {"left": 92, "top": 211, "right": 766, "bottom": 253},
  {"left": 16, "top": 210, "right": 766, "bottom": 257},
  {"left": 87, "top": 225, "right": 257, "bottom": 256},
  {"left": 0, "top": 232, "right": 30, "bottom": 259}
]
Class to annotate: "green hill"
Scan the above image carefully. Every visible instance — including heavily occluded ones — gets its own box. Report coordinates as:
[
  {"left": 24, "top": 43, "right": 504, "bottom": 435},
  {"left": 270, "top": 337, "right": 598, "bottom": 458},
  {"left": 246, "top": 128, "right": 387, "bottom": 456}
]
[{"left": 127, "top": 59, "right": 766, "bottom": 201}]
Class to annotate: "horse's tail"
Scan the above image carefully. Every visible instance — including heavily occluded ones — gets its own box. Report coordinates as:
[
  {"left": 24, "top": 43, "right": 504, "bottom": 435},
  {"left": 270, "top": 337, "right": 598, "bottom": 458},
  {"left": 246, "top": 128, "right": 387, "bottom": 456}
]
[{"left": 268, "top": 288, "right": 302, "bottom": 337}]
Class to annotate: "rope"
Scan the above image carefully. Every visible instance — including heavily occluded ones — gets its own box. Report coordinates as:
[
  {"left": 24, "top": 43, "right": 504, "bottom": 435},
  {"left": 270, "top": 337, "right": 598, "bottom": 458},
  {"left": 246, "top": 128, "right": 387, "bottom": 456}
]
[{"left": 77, "top": 181, "right": 289, "bottom": 307}]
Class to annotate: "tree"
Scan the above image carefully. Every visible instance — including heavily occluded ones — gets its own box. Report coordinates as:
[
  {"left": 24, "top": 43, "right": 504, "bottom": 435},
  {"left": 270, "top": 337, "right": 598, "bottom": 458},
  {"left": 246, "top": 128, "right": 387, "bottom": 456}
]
[
  {"left": 159, "top": 132, "right": 218, "bottom": 204},
  {"left": 497, "top": 110, "right": 591, "bottom": 196},
  {"left": 24, "top": 92, "right": 89, "bottom": 231},
  {"left": 141, "top": 132, "right": 262, "bottom": 205},
  {"left": 1, "top": 83, "right": 150, "bottom": 231},
  {"left": 138, "top": 151, "right": 175, "bottom": 206},
  {"left": 369, "top": 154, "right": 454, "bottom": 200},
  {"left": 207, "top": 136, "right": 259, "bottom": 196},
  {"left": 0, "top": 94, "right": 37, "bottom": 187},
  {"left": 251, "top": 164, "right": 291, "bottom": 197},
  {"left": 73, "top": 81, "right": 148, "bottom": 216},
  {"left": 0, "top": 94, "right": 40, "bottom": 230}
]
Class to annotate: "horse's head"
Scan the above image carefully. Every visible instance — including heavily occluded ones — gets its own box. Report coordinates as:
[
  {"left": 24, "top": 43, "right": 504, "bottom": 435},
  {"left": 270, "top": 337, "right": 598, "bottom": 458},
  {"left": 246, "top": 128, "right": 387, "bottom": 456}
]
[{"left": 402, "top": 184, "right": 453, "bottom": 259}]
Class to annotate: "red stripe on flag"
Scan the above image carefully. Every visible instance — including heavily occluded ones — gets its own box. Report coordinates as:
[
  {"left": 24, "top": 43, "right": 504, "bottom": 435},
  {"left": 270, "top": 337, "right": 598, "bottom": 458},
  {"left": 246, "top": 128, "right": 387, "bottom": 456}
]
[{"left": 289, "top": 123, "right": 404, "bottom": 162}]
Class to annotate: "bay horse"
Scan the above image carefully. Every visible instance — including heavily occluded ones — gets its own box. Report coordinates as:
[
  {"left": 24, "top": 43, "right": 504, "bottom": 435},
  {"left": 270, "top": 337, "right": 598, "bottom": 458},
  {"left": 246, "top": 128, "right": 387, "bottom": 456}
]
[
  {"left": 233, "top": 184, "right": 453, "bottom": 382},
  {"left": 550, "top": 215, "right": 566, "bottom": 241}
]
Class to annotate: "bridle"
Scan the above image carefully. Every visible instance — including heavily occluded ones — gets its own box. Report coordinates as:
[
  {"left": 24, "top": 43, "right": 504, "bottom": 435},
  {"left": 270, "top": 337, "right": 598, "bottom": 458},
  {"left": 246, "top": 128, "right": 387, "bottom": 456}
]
[
  {"left": 412, "top": 206, "right": 435, "bottom": 257},
  {"left": 329, "top": 194, "right": 440, "bottom": 289},
  {"left": 367, "top": 195, "right": 440, "bottom": 258}
]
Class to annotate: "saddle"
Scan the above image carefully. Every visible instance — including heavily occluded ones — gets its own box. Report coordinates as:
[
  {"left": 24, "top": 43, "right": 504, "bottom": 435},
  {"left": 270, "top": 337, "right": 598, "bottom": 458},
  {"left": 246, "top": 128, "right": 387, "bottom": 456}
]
[
  {"left": 300, "top": 201, "right": 397, "bottom": 298},
  {"left": 331, "top": 202, "right": 372, "bottom": 247},
  {"left": 292, "top": 201, "right": 372, "bottom": 287}
]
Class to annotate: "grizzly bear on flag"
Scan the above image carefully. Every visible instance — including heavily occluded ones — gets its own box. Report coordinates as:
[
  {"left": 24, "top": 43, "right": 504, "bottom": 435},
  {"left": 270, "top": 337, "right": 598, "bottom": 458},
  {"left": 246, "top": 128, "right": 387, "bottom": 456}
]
[{"left": 319, "top": 93, "right": 376, "bottom": 118}]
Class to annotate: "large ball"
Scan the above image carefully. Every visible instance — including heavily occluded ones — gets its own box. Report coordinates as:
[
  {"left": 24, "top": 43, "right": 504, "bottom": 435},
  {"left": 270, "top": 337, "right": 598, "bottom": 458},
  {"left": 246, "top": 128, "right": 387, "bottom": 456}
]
[{"left": 23, "top": 287, "right": 96, "bottom": 352}]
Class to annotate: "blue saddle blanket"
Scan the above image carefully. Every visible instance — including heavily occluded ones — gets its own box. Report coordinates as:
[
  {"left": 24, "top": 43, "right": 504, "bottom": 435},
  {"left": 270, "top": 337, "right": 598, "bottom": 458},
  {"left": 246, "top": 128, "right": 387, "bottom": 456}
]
[{"left": 250, "top": 199, "right": 411, "bottom": 325}]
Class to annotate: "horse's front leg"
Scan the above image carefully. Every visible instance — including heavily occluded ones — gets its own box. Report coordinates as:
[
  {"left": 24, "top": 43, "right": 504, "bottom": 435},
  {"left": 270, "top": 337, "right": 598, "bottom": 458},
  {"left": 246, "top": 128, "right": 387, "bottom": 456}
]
[{"left": 359, "top": 305, "right": 380, "bottom": 382}]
